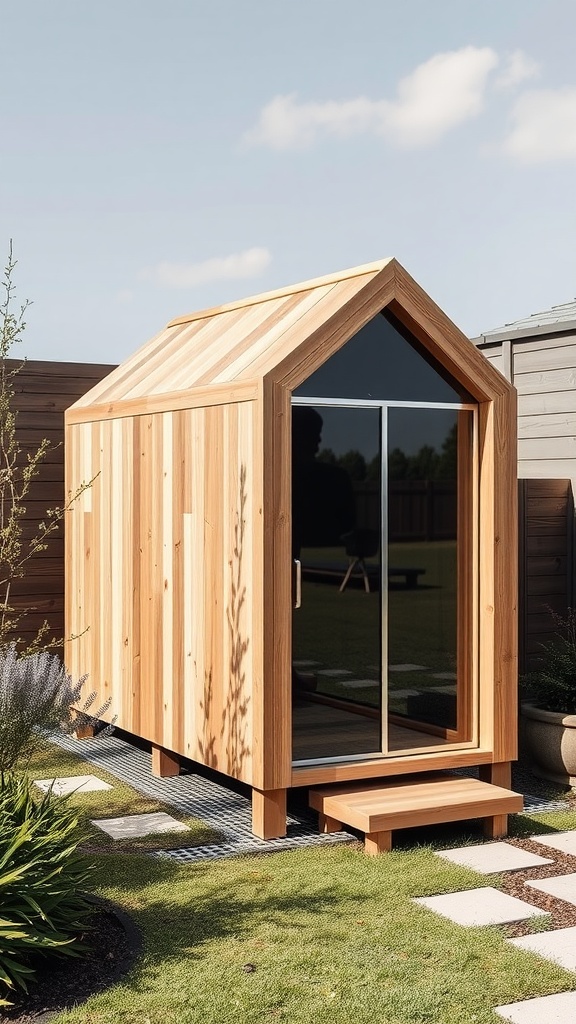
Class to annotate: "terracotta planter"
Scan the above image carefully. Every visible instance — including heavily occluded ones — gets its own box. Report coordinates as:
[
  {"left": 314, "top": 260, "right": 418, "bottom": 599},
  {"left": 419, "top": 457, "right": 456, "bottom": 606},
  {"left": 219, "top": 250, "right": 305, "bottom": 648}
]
[{"left": 520, "top": 702, "right": 576, "bottom": 786}]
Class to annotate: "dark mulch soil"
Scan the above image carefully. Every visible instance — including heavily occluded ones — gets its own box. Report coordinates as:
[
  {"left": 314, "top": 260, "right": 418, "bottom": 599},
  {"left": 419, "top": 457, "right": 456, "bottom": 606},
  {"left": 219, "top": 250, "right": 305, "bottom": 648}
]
[
  {"left": 1, "top": 901, "right": 140, "bottom": 1024},
  {"left": 497, "top": 838, "right": 576, "bottom": 937}
]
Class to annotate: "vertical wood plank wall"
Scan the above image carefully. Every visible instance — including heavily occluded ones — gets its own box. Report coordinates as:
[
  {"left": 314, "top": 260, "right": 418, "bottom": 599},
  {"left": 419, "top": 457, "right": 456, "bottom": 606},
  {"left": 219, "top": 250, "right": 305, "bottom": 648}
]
[
  {"left": 65, "top": 400, "right": 260, "bottom": 786},
  {"left": 7, "top": 359, "right": 114, "bottom": 649}
]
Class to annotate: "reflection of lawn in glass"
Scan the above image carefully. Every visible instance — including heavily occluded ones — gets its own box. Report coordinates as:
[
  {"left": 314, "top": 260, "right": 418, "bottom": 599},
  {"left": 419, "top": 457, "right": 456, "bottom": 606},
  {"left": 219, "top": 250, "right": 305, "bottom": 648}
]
[{"left": 294, "top": 541, "right": 456, "bottom": 707}]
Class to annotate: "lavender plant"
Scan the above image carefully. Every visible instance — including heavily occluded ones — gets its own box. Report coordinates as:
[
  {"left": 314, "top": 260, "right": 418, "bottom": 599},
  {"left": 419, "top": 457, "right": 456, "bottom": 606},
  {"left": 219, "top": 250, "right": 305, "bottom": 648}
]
[{"left": 0, "top": 645, "right": 113, "bottom": 781}]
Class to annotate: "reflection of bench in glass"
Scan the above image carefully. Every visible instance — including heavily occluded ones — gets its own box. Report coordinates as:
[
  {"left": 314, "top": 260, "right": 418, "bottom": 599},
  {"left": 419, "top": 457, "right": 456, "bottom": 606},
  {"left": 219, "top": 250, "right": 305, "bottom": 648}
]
[
  {"left": 387, "top": 567, "right": 425, "bottom": 589},
  {"left": 301, "top": 562, "right": 425, "bottom": 591}
]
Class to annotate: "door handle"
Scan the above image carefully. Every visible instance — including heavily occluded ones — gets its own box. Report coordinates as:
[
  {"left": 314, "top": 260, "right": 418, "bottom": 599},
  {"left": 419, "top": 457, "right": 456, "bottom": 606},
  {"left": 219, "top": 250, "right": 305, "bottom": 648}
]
[{"left": 293, "top": 559, "right": 302, "bottom": 609}]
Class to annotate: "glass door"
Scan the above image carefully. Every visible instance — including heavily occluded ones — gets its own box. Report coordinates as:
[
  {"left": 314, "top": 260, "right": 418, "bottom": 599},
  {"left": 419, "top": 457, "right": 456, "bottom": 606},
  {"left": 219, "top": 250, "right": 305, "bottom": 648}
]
[
  {"left": 291, "top": 402, "right": 383, "bottom": 763},
  {"left": 291, "top": 400, "right": 476, "bottom": 765}
]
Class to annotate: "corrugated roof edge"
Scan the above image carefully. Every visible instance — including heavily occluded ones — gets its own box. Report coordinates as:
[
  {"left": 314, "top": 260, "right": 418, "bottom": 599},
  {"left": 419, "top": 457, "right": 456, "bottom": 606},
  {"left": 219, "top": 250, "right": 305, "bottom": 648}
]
[
  {"left": 472, "top": 318, "right": 576, "bottom": 346},
  {"left": 166, "top": 258, "right": 394, "bottom": 328}
]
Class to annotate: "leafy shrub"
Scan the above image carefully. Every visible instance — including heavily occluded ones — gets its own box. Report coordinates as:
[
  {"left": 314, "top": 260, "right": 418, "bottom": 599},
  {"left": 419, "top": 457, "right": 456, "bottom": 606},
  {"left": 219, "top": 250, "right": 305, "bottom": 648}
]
[
  {"left": 0, "top": 773, "right": 93, "bottom": 1005},
  {"left": 525, "top": 608, "right": 576, "bottom": 713}
]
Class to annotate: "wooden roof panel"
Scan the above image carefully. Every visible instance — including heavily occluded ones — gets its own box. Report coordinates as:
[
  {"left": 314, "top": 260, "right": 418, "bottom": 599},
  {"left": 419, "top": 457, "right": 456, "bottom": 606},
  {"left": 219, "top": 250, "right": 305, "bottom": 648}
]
[{"left": 69, "top": 257, "right": 515, "bottom": 414}]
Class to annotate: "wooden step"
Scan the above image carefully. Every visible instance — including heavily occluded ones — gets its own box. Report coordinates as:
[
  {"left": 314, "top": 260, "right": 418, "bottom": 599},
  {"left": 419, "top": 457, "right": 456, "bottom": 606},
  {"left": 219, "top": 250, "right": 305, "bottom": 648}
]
[{"left": 309, "top": 773, "right": 524, "bottom": 855}]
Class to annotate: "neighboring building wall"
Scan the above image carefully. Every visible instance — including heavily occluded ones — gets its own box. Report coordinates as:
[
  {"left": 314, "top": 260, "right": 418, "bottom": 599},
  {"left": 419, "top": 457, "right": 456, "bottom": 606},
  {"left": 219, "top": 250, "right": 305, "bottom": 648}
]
[
  {"left": 475, "top": 332, "right": 576, "bottom": 668},
  {"left": 479, "top": 331, "right": 576, "bottom": 479},
  {"left": 8, "top": 359, "right": 115, "bottom": 649}
]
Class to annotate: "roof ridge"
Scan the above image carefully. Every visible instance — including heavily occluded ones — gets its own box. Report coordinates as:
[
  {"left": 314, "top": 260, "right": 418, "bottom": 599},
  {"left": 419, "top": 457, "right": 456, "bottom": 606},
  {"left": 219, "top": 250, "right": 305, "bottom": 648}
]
[{"left": 166, "top": 258, "right": 393, "bottom": 328}]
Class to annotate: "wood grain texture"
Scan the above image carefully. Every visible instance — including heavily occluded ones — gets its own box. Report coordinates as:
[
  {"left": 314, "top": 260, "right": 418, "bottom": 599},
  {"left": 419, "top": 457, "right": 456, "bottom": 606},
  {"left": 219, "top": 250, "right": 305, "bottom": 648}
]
[
  {"left": 65, "top": 258, "right": 520, "bottom": 824},
  {"left": 309, "top": 774, "right": 522, "bottom": 839}
]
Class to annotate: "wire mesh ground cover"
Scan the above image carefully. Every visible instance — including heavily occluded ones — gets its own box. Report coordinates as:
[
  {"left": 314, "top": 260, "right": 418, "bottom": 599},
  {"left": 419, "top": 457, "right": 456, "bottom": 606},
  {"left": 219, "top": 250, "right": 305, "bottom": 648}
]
[
  {"left": 50, "top": 730, "right": 354, "bottom": 861},
  {"left": 50, "top": 730, "right": 568, "bottom": 863}
]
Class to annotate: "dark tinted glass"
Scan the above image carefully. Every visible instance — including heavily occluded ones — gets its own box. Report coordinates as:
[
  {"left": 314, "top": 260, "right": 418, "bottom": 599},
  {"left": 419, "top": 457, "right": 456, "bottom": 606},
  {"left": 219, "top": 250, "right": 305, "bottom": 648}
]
[
  {"left": 295, "top": 312, "right": 465, "bottom": 402},
  {"left": 292, "top": 404, "right": 382, "bottom": 761}
]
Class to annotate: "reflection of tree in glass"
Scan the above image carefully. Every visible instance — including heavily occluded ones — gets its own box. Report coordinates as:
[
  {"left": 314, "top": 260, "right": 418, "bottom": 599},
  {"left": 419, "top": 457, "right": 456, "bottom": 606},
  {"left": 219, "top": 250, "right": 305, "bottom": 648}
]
[{"left": 320, "top": 424, "right": 458, "bottom": 483}]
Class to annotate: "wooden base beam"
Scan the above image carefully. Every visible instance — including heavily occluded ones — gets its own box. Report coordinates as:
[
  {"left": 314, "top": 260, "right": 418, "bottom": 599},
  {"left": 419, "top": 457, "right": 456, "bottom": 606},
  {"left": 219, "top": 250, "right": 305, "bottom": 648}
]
[
  {"left": 151, "top": 745, "right": 181, "bottom": 778},
  {"left": 71, "top": 710, "right": 95, "bottom": 739},
  {"left": 479, "top": 762, "right": 512, "bottom": 790},
  {"left": 252, "top": 788, "right": 287, "bottom": 839}
]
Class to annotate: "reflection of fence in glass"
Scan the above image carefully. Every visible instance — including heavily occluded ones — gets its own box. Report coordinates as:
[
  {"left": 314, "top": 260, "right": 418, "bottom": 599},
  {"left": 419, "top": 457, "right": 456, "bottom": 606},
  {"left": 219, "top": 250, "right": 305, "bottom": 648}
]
[{"left": 353, "top": 480, "right": 457, "bottom": 542}]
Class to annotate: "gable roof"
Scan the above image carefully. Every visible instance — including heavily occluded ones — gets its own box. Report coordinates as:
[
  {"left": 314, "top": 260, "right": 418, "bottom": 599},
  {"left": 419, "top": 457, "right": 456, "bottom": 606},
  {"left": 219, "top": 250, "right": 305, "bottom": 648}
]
[
  {"left": 474, "top": 297, "right": 576, "bottom": 345},
  {"left": 70, "top": 258, "right": 513, "bottom": 417}
]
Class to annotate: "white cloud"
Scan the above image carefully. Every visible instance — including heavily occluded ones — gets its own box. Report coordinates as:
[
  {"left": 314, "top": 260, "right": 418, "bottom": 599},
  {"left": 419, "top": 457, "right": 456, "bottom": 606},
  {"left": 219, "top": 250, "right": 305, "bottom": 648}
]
[
  {"left": 146, "top": 247, "right": 272, "bottom": 289},
  {"left": 244, "top": 46, "right": 499, "bottom": 150},
  {"left": 495, "top": 50, "right": 540, "bottom": 89},
  {"left": 504, "top": 88, "right": 576, "bottom": 162}
]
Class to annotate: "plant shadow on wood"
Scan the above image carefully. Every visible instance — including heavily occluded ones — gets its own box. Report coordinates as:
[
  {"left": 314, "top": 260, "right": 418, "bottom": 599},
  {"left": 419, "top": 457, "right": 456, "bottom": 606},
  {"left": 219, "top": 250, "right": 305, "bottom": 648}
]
[{"left": 222, "top": 464, "right": 250, "bottom": 777}]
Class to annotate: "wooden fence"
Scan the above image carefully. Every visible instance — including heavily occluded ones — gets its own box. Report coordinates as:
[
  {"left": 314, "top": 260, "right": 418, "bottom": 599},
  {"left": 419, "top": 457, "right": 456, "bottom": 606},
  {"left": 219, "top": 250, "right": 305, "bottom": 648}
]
[
  {"left": 7, "top": 359, "right": 115, "bottom": 649},
  {"left": 518, "top": 478, "right": 574, "bottom": 672}
]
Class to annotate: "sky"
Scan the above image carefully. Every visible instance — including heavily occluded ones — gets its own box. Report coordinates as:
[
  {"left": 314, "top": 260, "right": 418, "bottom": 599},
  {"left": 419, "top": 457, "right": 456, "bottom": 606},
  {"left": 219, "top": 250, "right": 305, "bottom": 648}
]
[{"left": 2, "top": 0, "right": 576, "bottom": 366}]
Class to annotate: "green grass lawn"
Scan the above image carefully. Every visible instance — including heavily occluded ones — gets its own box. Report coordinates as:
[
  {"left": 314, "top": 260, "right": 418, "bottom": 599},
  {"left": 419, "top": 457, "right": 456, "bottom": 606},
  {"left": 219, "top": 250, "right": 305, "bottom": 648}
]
[
  {"left": 54, "top": 841, "right": 576, "bottom": 1024},
  {"left": 24, "top": 739, "right": 220, "bottom": 853},
  {"left": 16, "top": 739, "right": 576, "bottom": 1023}
]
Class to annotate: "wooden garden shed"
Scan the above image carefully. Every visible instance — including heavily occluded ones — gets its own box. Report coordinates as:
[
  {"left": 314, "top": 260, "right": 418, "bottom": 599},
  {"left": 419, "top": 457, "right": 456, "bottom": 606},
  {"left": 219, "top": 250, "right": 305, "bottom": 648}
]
[{"left": 65, "top": 259, "right": 521, "bottom": 847}]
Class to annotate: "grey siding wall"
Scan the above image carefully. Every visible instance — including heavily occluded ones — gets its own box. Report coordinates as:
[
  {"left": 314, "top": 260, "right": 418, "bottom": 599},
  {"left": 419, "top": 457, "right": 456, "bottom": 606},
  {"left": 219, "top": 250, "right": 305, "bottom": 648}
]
[{"left": 475, "top": 331, "right": 576, "bottom": 668}]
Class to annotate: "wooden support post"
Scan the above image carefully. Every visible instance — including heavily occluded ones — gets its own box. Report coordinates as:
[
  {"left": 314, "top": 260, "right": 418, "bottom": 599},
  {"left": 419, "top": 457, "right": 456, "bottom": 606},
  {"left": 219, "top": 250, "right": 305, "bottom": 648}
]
[
  {"left": 252, "top": 788, "right": 287, "bottom": 839},
  {"left": 479, "top": 762, "right": 512, "bottom": 790},
  {"left": 70, "top": 710, "right": 95, "bottom": 739},
  {"left": 365, "top": 831, "right": 392, "bottom": 856},
  {"left": 483, "top": 814, "right": 508, "bottom": 839},
  {"left": 318, "top": 812, "right": 342, "bottom": 834},
  {"left": 151, "top": 744, "right": 180, "bottom": 778}
]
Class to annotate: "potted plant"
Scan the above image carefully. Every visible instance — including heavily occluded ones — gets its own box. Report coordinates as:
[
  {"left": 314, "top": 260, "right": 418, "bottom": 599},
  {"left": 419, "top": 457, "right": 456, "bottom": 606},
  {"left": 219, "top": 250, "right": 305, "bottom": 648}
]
[{"left": 520, "top": 609, "right": 576, "bottom": 786}]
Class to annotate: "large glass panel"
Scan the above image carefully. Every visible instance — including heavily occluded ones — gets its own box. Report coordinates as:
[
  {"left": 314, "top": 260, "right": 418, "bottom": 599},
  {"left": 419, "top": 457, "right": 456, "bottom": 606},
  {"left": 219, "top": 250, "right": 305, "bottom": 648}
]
[
  {"left": 292, "top": 404, "right": 382, "bottom": 762},
  {"left": 295, "top": 312, "right": 467, "bottom": 402},
  {"left": 386, "top": 407, "right": 470, "bottom": 751}
]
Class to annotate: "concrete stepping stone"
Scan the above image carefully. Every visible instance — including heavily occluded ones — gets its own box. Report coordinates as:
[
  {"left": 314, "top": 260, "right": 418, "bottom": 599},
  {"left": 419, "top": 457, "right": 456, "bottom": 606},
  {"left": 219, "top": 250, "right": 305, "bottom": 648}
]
[
  {"left": 34, "top": 775, "right": 112, "bottom": 795},
  {"left": 413, "top": 887, "right": 548, "bottom": 927},
  {"left": 495, "top": 991, "right": 576, "bottom": 1022},
  {"left": 525, "top": 873, "right": 576, "bottom": 905},
  {"left": 91, "top": 811, "right": 190, "bottom": 839},
  {"left": 389, "top": 663, "right": 428, "bottom": 672},
  {"left": 338, "top": 679, "right": 381, "bottom": 689},
  {"left": 293, "top": 660, "right": 320, "bottom": 668},
  {"left": 531, "top": 832, "right": 576, "bottom": 856},
  {"left": 431, "top": 671, "right": 457, "bottom": 680},
  {"left": 387, "top": 688, "right": 421, "bottom": 698},
  {"left": 509, "top": 927, "right": 576, "bottom": 972},
  {"left": 316, "top": 668, "right": 352, "bottom": 677},
  {"left": 437, "top": 842, "right": 553, "bottom": 874}
]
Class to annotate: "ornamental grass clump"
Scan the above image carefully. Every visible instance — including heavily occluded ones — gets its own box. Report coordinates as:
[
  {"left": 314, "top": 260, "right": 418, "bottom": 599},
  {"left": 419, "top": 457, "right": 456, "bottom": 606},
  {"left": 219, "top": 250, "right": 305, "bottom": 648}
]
[
  {"left": 526, "top": 608, "right": 576, "bottom": 714},
  {"left": 0, "top": 645, "right": 90, "bottom": 780},
  {"left": 0, "top": 773, "right": 93, "bottom": 1006}
]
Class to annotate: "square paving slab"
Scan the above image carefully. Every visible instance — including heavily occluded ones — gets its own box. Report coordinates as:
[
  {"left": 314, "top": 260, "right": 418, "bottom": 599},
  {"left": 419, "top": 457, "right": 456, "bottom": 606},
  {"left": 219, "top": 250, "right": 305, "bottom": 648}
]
[
  {"left": 509, "top": 927, "right": 576, "bottom": 972},
  {"left": 495, "top": 991, "right": 576, "bottom": 1023},
  {"left": 438, "top": 842, "right": 553, "bottom": 874},
  {"left": 525, "top": 873, "right": 576, "bottom": 905},
  {"left": 316, "top": 669, "right": 352, "bottom": 677},
  {"left": 337, "top": 679, "right": 381, "bottom": 689},
  {"left": 91, "top": 812, "right": 190, "bottom": 839},
  {"left": 34, "top": 775, "right": 112, "bottom": 795},
  {"left": 531, "top": 832, "right": 576, "bottom": 856},
  {"left": 413, "top": 887, "right": 548, "bottom": 927},
  {"left": 388, "top": 663, "right": 428, "bottom": 672}
]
